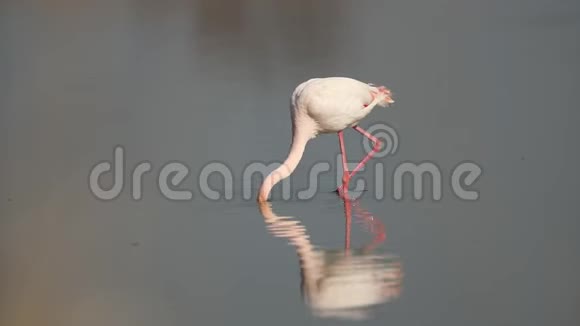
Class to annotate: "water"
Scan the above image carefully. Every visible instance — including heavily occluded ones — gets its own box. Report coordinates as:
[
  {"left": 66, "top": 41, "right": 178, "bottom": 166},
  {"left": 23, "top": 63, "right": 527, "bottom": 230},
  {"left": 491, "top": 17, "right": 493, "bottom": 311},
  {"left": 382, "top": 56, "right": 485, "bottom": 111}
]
[{"left": 1, "top": 1, "right": 579, "bottom": 325}]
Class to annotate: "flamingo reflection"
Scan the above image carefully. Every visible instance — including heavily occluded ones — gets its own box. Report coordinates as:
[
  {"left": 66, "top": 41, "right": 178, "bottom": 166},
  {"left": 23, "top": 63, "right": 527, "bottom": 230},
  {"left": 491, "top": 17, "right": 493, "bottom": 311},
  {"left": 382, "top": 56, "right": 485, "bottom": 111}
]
[{"left": 258, "top": 195, "right": 403, "bottom": 320}]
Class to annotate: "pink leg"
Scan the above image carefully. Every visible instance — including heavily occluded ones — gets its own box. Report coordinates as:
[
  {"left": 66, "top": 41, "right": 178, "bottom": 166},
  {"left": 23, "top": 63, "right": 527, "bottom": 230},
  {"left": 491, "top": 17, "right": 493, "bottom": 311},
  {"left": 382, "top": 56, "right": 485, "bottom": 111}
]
[
  {"left": 348, "top": 125, "right": 382, "bottom": 179},
  {"left": 337, "top": 131, "right": 350, "bottom": 195}
]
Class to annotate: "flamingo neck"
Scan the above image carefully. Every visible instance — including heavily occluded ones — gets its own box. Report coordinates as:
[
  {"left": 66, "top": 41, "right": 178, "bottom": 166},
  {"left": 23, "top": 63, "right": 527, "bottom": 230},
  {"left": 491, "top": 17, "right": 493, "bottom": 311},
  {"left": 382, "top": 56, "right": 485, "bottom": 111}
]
[{"left": 258, "top": 124, "right": 312, "bottom": 202}]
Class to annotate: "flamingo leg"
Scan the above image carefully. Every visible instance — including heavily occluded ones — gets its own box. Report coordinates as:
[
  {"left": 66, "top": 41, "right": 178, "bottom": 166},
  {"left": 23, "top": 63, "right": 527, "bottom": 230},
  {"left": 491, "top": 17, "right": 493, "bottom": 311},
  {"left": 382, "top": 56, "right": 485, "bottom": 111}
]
[
  {"left": 348, "top": 125, "right": 382, "bottom": 180},
  {"left": 338, "top": 131, "right": 353, "bottom": 248},
  {"left": 337, "top": 130, "right": 350, "bottom": 195}
]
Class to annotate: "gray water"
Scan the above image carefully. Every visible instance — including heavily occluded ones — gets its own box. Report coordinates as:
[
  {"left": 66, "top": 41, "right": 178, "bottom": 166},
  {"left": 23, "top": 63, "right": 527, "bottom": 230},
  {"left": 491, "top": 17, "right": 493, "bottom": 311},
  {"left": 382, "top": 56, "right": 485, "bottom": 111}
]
[{"left": 1, "top": 1, "right": 579, "bottom": 325}]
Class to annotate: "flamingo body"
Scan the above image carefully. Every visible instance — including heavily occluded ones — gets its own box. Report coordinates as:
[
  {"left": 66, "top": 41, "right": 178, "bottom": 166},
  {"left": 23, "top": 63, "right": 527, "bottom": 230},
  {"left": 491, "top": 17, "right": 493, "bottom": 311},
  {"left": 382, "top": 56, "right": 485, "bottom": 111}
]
[
  {"left": 258, "top": 76, "right": 394, "bottom": 202},
  {"left": 292, "top": 77, "right": 393, "bottom": 136}
]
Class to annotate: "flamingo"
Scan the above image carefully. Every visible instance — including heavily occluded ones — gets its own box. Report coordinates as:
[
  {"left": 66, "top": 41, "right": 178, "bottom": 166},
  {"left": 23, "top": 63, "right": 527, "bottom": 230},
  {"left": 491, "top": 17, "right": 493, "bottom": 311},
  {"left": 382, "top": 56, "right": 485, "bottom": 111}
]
[{"left": 257, "top": 77, "right": 395, "bottom": 202}]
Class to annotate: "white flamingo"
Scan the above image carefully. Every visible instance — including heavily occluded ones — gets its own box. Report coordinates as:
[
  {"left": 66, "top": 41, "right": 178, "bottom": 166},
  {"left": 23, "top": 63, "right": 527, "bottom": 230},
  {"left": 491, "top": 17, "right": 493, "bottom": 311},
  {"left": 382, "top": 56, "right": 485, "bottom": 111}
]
[{"left": 258, "top": 77, "right": 394, "bottom": 202}]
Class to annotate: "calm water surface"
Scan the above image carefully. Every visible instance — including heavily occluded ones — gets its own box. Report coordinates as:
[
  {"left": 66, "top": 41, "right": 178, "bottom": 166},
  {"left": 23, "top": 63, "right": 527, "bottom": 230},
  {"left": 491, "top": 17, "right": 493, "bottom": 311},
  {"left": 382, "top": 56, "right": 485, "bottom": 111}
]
[{"left": 1, "top": 1, "right": 579, "bottom": 325}]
